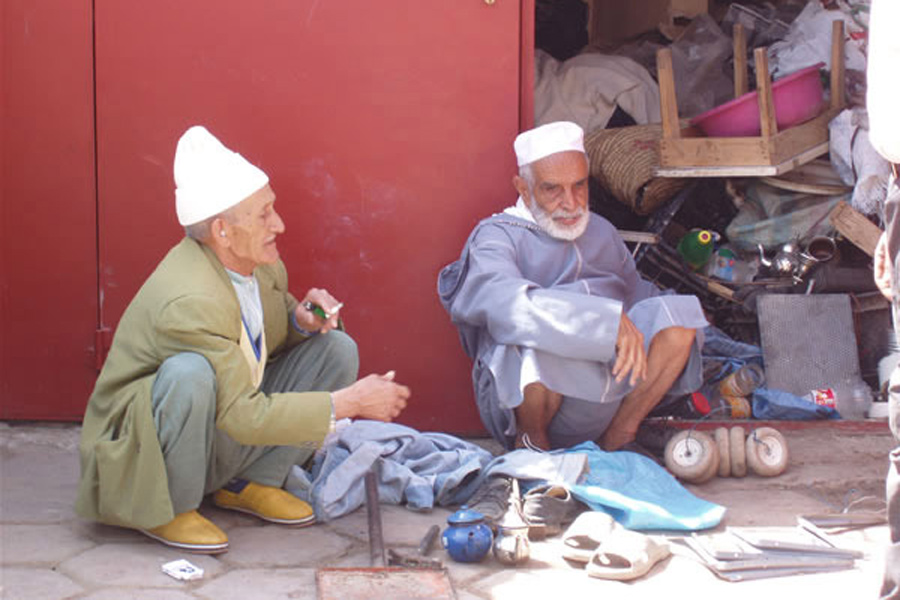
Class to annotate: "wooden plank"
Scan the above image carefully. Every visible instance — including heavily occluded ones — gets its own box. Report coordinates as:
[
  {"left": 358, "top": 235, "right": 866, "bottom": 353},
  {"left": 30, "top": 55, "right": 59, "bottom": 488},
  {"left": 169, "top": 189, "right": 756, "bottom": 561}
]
[
  {"left": 660, "top": 136, "right": 771, "bottom": 167},
  {"left": 755, "top": 48, "right": 778, "bottom": 138},
  {"left": 657, "top": 48, "right": 681, "bottom": 139},
  {"left": 769, "top": 108, "right": 838, "bottom": 164},
  {"left": 706, "top": 280, "right": 736, "bottom": 301},
  {"left": 618, "top": 231, "right": 660, "bottom": 244},
  {"left": 655, "top": 142, "right": 828, "bottom": 177},
  {"left": 829, "top": 200, "right": 882, "bottom": 257},
  {"left": 831, "top": 20, "right": 845, "bottom": 110},
  {"left": 734, "top": 24, "right": 748, "bottom": 98}
]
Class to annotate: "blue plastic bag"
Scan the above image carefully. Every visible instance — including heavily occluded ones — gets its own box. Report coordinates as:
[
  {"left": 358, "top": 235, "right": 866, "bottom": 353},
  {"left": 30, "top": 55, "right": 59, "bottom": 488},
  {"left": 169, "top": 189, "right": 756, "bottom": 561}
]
[
  {"left": 566, "top": 442, "right": 725, "bottom": 531},
  {"left": 752, "top": 387, "right": 841, "bottom": 420}
]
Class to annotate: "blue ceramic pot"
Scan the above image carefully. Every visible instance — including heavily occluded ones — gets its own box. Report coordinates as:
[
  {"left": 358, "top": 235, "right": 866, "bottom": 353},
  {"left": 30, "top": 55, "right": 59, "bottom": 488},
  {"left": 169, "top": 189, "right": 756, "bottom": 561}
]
[{"left": 441, "top": 505, "right": 493, "bottom": 563}]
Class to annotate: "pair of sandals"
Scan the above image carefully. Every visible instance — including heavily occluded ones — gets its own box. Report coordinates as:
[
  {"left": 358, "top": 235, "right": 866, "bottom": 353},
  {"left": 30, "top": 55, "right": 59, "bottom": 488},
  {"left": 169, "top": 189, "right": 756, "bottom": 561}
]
[{"left": 562, "top": 511, "right": 671, "bottom": 581}]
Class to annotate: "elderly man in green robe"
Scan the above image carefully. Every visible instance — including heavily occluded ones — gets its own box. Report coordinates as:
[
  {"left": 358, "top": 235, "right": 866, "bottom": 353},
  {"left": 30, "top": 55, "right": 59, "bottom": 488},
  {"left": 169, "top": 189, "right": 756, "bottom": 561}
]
[{"left": 76, "top": 125, "right": 410, "bottom": 554}]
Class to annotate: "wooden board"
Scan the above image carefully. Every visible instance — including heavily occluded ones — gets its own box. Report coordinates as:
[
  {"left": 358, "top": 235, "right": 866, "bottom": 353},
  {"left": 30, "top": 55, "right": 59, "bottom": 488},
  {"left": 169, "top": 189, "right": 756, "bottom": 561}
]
[
  {"left": 829, "top": 200, "right": 882, "bottom": 257},
  {"left": 760, "top": 158, "right": 851, "bottom": 195},
  {"left": 656, "top": 142, "right": 828, "bottom": 178}
]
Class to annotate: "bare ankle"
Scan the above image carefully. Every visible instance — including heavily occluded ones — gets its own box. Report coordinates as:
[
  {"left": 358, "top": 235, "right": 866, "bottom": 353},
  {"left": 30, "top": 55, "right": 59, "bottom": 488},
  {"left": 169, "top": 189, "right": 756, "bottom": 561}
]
[{"left": 516, "top": 431, "right": 550, "bottom": 450}]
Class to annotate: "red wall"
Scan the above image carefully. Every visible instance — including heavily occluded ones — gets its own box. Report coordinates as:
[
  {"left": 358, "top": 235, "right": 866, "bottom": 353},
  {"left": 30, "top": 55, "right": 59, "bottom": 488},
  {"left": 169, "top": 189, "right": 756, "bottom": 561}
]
[
  {"left": 1, "top": 0, "right": 98, "bottom": 420},
  {"left": 2, "top": 1, "right": 534, "bottom": 434}
]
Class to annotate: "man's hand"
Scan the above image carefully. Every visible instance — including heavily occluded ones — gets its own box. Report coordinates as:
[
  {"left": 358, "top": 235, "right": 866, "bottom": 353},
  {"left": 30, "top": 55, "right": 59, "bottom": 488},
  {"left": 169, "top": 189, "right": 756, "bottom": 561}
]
[
  {"left": 295, "top": 288, "right": 343, "bottom": 334},
  {"left": 613, "top": 314, "right": 647, "bottom": 387},
  {"left": 875, "top": 232, "right": 893, "bottom": 301},
  {"left": 332, "top": 371, "right": 410, "bottom": 422}
]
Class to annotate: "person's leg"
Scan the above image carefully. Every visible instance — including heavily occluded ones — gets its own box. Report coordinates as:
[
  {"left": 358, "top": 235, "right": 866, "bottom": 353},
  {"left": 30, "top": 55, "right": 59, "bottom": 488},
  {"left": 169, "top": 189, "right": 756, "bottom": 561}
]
[
  {"left": 151, "top": 352, "right": 218, "bottom": 514},
  {"left": 883, "top": 446, "right": 900, "bottom": 599},
  {"left": 600, "top": 326, "right": 695, "bottom": 451},
  {"left": 546, "top": 396, "right": 620, "bottom": 450},
  {"left": 883, "top": 284, "right": 900, "bottom": 598},
  {"left": 147, "top": 353, "right": 229, "bottom": 552},
  {"left": 513, "top": 383, "right": 563, "bottom": 450},
  {"left": 211, "top": 330, "right": 359, "bottom": 491}
]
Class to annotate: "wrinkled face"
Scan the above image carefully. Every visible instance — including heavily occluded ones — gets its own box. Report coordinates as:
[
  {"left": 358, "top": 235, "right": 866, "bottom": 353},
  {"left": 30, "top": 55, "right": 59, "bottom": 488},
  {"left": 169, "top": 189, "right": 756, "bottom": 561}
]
[
  {"left": 516, "top": 151, "right": 589, "bottom": 241},
  {"left": 219, "top": 184, "right": 285, "bottom": 274}
]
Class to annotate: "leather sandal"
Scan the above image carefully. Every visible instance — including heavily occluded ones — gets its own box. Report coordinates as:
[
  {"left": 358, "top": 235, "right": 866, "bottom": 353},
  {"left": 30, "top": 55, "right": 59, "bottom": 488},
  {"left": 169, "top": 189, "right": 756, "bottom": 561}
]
[
  {"left": 140, "top": 510, "right": 229, "bottom": 554},
  {"left": 213, "top": 481, "right": 315, "bottom": 526}
]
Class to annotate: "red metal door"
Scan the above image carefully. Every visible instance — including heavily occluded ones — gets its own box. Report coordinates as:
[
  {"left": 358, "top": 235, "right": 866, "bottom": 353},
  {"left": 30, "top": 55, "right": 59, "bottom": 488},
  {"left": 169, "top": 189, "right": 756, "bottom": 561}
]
[
  {"left": 0, "top": 1, "right": 98, "bottom": 419},
  {"left": 95, "top": 1, "right": 528, "bottom": 432}
]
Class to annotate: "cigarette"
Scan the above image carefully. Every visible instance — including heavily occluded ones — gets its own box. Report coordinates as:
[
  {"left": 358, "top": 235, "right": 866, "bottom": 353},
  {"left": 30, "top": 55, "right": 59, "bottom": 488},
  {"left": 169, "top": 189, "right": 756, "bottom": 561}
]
[{"left": 327, "top": 302, "right": 344, "bottom": 318}]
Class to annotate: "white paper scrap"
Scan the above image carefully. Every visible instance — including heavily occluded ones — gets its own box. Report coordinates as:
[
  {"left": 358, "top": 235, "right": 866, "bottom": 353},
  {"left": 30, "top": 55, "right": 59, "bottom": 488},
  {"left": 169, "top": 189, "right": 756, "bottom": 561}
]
[{"left": 162, "top": 559, "right": 204, "bottom": 581}]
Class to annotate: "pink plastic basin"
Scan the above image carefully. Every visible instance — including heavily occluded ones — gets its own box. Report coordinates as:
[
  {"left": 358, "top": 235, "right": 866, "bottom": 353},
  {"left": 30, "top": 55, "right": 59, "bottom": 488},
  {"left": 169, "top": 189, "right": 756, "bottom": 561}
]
[{"left": 689, "top": 62, "right": 826, "bottom": 137}]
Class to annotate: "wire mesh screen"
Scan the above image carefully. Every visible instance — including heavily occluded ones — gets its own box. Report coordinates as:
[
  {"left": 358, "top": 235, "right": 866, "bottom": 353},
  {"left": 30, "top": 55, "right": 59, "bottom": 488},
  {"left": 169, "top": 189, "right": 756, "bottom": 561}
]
[{"left": 757, "top": 294, "right": 861, "bottom": 397}]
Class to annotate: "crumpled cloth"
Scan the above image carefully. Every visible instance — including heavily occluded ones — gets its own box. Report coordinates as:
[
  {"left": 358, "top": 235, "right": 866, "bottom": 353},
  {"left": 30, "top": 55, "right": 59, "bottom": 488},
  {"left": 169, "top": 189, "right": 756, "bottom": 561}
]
[
  {"left": 565, "top": 442, "right": 726, "bottom": 531},
  {"left": 285, "top": 420, "right": 493, "bottom": 521},
  {"left": 534, "top": 48, "right": 660, "bottom": 133}
]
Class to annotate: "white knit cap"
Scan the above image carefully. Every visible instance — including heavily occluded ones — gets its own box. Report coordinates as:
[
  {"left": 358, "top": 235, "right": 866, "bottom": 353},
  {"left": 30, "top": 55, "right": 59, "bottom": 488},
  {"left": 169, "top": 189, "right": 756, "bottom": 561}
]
[
  {"left": 514, "top": 121, "right": 585, "bottom": 167},
  {"left": 174, "top": 125, "right": 270, "bottom": 226}
]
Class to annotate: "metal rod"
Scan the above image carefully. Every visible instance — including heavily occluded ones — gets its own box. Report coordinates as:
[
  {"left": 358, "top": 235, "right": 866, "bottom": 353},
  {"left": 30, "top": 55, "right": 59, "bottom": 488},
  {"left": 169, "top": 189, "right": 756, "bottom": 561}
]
[
  {"left": 365, "top": 469, "right": 386, "bottom": 567},
  {"left": 418, "top": 525, "right": 441, "bottom": 556}
]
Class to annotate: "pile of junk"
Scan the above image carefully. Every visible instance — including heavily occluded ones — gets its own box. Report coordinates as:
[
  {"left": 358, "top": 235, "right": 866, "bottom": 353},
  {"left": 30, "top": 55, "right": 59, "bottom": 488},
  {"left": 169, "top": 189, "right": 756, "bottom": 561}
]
[{"left": 534, "top": 0, "right": 894, "bottom": 426}]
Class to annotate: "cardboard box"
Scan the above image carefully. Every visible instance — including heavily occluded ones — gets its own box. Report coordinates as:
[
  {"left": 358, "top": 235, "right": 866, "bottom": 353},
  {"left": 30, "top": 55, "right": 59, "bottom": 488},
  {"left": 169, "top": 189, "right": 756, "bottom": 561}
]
[{"left": 588, "top": 0, "right": 708, "bottom": 45}]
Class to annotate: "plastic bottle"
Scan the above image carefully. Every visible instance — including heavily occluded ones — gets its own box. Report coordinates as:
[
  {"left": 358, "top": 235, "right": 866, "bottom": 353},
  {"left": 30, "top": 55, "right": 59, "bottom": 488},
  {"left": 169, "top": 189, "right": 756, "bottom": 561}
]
[
  {"left": 712, "top": 364, "right": 764, "bottom": 419},
  {"left": 832, "top": 376, "right": 873, "bottom": 420},
  {"left": 677, "top": 230, "right": 714, "bottom": 270},
  {"left": 718, "top": 364, "right": 766, "bottom": 397},
  {"left": 705, "top": 247, "right": 736, "bottom": 281}
]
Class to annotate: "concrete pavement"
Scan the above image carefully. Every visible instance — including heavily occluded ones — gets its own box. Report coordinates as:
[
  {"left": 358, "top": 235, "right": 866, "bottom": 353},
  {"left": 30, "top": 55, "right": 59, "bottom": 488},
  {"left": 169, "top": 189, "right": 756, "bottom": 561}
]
[{"left": 1, "top": 420, "right": 896, "bottom": 599}]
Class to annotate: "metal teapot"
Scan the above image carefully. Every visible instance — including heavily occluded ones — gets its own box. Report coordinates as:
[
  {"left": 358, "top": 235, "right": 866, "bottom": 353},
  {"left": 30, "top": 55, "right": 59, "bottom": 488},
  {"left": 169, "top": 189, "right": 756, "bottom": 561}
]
[
  {"left": 441, "top": 505, "right": 493, "bottom": 563},
  {"left": 493, "top": 520, "right": 531, "bottom": 566},
  {"left": 491, "top": 478, "right": 530, "bottom": 566},
  {"left": 758, "top": 241, "right": 819, "bottom": 283},
  {"left": 758, "top": 241, "right": 801, "bottom": 275}
]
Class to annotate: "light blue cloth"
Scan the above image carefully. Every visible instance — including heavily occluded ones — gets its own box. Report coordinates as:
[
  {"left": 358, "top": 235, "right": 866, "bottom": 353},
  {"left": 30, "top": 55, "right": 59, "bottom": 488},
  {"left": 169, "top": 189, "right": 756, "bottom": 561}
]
[
  {"left": 566, "top": 442, "right": 725, "bottom": 531},
  {"left": 285, "top": 420, "right": 493, "bottom": 521}
]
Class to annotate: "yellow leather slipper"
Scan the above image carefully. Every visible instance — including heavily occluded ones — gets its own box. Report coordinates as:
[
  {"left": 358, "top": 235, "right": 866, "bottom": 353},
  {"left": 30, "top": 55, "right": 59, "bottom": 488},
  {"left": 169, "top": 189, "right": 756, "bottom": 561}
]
[
  {"left": 141, "top": 510, "right": 229, "bottom": 554},
  {"left": 213, "top": 481, "right": 316, "bottom": 526}
]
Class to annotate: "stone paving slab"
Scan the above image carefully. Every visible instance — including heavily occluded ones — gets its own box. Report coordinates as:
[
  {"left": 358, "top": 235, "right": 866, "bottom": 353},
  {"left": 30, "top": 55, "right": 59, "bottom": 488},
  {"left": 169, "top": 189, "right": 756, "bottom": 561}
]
[
  {"left": 58, "top": 543, "right": 226, "bottom": 589},
  {"left": 81, "top": 589, "right": 198, "bottom": 600},
  {"left": 2, "top": 566, "right": 85, "bottom": 600},
  {"left": 221, "top": 525, "right": 354, "bottom": 568},
  {"left": 0, "top": 523, "right": 95, "bottom": 565},
  {"left": 193, "top": 568, "right": 317, "bottom": 600}
]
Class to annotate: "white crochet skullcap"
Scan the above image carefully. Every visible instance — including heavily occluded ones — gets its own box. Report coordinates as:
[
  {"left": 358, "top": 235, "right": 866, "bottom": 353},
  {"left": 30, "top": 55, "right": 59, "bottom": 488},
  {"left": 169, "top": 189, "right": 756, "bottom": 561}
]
[
  {"left": 174, "top": 125, "right": 270, "bottom": 226},
  {"left": 514, "top": 121, "right": 585, "bottom": 167}
]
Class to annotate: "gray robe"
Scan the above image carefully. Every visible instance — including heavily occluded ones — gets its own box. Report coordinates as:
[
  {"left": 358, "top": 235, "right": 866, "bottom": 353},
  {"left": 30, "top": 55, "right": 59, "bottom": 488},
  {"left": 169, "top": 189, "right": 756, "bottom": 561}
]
[{"left": 438, "top": 209, "right": 707, "bottom": 448}]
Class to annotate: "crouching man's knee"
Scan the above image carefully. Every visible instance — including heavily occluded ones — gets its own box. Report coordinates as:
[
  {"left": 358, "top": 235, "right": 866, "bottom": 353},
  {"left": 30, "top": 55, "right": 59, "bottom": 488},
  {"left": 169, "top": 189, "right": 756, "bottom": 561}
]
[
  {"left": 152, "top": 352, "right": 216, "bottom": 428},
  {"left": 657, "top": 326, "right": 695, "bottom": 352},
  {"left": 315, "top": 330, "right": 359, "bottom": 384}
]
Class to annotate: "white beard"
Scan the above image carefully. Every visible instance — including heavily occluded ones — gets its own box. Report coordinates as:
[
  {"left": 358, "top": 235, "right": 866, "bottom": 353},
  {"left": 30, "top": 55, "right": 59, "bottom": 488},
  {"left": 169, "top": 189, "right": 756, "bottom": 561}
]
[{"left": 529, "top": 199, "right": 589, "bottom": 241}]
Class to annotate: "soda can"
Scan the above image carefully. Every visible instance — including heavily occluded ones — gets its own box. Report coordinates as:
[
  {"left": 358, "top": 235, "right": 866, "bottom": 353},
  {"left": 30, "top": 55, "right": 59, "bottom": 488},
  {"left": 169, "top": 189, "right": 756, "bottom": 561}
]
[{"left": 808, "top": 388, "right": 836, "bottom": 409}]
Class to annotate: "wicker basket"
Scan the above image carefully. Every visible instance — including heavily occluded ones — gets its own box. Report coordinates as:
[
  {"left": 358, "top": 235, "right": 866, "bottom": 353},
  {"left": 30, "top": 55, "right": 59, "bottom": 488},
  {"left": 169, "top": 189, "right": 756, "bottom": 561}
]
[{"left": 584, "top": 123, "right": 689, "bottom": 215}]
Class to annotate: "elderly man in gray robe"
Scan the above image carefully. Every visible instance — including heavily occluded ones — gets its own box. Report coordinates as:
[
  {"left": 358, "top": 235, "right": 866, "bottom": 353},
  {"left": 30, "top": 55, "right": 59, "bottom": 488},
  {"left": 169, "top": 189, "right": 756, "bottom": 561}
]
[{"left": 439, "top": 121, "right": 707, "bottom": 451}]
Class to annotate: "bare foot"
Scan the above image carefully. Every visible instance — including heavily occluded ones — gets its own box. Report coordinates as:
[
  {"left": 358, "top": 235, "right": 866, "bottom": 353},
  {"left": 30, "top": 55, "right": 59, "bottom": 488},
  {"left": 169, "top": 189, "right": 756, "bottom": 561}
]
[{"left": 599, "top": 427, "right": 636, "bottom": 452}]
